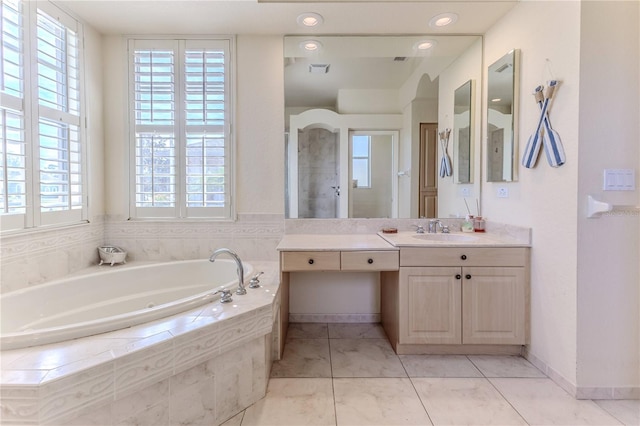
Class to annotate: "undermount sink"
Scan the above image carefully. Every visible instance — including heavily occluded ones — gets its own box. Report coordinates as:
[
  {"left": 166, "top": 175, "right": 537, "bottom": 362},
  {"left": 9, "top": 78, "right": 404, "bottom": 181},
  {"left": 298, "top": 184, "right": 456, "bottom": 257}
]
[{"left": 412, "top": 233, "right": 479, "bottom": 242}]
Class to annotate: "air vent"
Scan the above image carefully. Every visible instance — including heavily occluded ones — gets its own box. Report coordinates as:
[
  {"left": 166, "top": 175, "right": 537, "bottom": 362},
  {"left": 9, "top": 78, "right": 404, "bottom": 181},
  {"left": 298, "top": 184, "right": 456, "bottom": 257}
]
[
  {"left": 309, "top": 64, "right": 330, "bottom": 74},
  {"left": 496, "top": 63, "right": 512, "bottom": 73},
  {"left": 394, "top": 57, "right": 407, "bottom": 62}
]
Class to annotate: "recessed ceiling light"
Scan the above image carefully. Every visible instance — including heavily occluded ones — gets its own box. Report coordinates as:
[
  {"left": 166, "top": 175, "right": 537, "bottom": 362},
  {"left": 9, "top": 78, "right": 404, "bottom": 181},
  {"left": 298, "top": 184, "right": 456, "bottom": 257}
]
[
  {"left": 300, "top": 40, "right": 322, "bottom": 52},
  {"left": 429, "top": 12, "right": 458, "bottom": 28},
  {"left": 297, "top": 12, "right": 323, "bottom": 28},
  {"left": 414, "top": 39, "right": 437, "bottom": 51},
  {"left": 491, "top": 98, "right": 502, "bottom": 103}
]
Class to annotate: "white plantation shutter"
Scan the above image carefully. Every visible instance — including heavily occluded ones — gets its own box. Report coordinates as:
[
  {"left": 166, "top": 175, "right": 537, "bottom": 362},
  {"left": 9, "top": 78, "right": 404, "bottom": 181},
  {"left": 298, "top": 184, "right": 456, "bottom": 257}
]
[
  {"left": 1, "top": 0, "right": 28, "bottom": 230},
  {"left": 35, "top": 6, "right": 83, "bottom": 224},
  {"left": 1, "top": 1, "right": 86, "bottom": 231},
  {"left": 130, "top": 38, "right": 232, "bottom": 219}
]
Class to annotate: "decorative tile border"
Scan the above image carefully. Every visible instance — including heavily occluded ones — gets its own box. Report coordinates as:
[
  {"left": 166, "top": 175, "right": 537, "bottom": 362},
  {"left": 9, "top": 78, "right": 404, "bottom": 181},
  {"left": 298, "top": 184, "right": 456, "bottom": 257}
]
[{"left": 289, "top": 313, "right": 381, "bottom": 323}]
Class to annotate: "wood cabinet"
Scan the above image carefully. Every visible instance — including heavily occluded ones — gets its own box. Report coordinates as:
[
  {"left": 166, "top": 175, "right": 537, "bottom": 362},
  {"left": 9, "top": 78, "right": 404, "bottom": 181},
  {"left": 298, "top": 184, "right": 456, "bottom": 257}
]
[
  {"left": 281, "top": 250, "right": 398, "bottom": 272},
  {"left": 396, "top": 247, "right": 528, "bottom": 347}
]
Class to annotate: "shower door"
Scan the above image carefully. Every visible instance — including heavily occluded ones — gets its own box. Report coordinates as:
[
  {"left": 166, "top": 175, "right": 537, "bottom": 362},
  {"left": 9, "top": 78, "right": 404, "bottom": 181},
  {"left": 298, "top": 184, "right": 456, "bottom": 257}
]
[{"left": 297, "top": 128, "right": 339, "bottom": 218}]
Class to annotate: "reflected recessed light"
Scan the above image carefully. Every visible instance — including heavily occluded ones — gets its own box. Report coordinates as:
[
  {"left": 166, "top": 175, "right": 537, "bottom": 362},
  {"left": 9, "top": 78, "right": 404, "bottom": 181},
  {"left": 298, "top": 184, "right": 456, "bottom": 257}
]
[
  {"left": 297, "top": 12, "right": 323, "bottom": 28},
  {"left": 300, "top": 40, "right": 322, "bottom": 51},
  {"left": 429, "top": 12, "right": 458, "bottom": 28},
  {"left": 491, "top": 98, "right": 502, "bottom": 103},
  {"left": 414, "top": 39, "right": 437, "bottom": 51}
]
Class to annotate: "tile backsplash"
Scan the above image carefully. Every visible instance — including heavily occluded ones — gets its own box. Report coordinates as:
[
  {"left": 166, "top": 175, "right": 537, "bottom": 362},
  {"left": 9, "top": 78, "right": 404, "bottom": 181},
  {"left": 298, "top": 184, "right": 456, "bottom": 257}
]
[{"left": 0, "top": 214, "right": 285, "bottom": 294}]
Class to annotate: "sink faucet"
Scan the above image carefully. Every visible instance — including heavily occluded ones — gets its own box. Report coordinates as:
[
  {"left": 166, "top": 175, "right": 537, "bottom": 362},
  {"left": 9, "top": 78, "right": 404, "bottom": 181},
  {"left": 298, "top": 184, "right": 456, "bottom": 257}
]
[
  {"left": 428, "top": 219, "right": 450, "bottom": 234},
  {"left": 209, "top": 248, "right": 246, "bottom": 295}
]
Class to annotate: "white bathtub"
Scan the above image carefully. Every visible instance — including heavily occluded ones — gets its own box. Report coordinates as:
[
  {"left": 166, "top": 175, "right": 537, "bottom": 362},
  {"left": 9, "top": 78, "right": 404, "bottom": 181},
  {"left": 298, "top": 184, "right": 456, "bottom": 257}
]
[{"left": 0, "top": 258, "right": 253, "bottom": 350}]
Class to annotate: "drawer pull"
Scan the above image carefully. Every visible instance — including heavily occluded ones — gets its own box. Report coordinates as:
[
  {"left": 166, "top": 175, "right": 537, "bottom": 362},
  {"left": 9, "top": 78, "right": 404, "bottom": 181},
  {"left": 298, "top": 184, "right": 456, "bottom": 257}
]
[
  {"left": 308, "top": 259, "right": 314, "bottom": 265},
  {"left": 455, "top": 274, "right": 461, "bottom": 280},
  {"left": 367, "top": 258, "right": 374, "bottom": 264},
  {"left": 465, "top": 274, "right": 472, "bottom": 279},
  {"left": 461, "top": 254, "right": 467, "bottom": 260}
]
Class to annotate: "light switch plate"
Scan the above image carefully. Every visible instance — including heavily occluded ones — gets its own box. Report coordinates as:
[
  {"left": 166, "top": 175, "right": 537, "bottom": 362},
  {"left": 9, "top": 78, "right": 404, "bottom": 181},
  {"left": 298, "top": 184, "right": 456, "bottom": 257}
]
[{"left": 603, "top": 169, "right": 635, "bottom": 191}]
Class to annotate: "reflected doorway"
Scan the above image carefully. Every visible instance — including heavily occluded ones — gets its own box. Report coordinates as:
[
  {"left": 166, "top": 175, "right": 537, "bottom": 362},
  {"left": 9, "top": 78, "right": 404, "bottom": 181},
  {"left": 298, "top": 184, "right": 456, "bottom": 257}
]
[
  {"left": 419, "top": 123, "right": 438, "bottom": 218},
  {"left": 348, "top": 131, "right": 396, "bottom": 218}
]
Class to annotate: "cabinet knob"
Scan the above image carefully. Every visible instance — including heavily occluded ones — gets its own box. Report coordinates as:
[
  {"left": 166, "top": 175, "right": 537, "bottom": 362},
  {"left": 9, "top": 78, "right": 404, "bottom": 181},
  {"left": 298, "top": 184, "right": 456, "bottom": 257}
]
[
  {"left": 308, "top": 259, "right": 314, "bottom": 265},
  {"left": 465, "top": 274, "right": 472, "bottom": 279},
  {"left": 455, "top": 274, "right": 461, "bottom": 279},
  {"left": 461, "top": 255, "right": 467, "bottom": 260},
  {"left": 367, "top": 258, "right": 374, "bottom": 264}
]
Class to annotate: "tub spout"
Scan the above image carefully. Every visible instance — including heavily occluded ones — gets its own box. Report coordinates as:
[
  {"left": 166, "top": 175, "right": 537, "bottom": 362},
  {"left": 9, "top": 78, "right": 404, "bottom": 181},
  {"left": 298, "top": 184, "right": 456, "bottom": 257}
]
[{"left": 209, "top": 248, "right": 247, "bottom": 295}]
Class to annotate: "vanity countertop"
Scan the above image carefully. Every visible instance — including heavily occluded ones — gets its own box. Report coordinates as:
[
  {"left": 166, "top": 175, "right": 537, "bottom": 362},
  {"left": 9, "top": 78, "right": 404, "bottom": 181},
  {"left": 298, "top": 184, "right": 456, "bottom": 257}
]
[
  {"left": 377, "top": 231, "right": 531, "bottom": 248},
  {"left": 277, "top": 234, "right": 396, "bottom": 251}
]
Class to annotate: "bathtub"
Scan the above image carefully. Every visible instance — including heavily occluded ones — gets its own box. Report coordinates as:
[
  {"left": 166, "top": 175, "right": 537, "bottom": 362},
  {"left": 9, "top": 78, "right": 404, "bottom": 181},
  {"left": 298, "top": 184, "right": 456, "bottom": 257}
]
[
  {"left": 1, "top": 259, "right": 280, "bottom": 425},
  {"left": 0, "top": 258, "right": 253, "bottom": 350}
]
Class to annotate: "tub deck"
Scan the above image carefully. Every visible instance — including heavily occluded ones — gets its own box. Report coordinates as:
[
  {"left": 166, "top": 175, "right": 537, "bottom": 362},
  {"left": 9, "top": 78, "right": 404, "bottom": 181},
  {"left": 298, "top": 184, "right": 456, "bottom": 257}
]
[{"left": 0, "top": 260, "right": 280, "bottom": 426}]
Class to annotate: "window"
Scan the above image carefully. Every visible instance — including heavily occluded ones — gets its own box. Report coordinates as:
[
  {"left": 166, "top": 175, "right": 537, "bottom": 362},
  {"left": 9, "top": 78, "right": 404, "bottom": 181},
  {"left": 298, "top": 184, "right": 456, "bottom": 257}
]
[
  {"left": 351, "top": 135, "right": 371, "bottom": 188},
  {"left": 1, "top": 0, "right": 86, "bottom": 232},
  {"left": 129, "top": 38, "right": 233, "bottom": 219}
]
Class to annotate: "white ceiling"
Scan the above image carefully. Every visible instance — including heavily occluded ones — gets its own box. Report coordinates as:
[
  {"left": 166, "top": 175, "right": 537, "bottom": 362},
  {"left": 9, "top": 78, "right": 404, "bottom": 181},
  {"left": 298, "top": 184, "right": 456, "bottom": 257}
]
[
  {"left": 55, "top": 0, "right": 517, "bottom": 109},
  {"left": 55, "top": 1, "right": 517, "bottom": 36}
]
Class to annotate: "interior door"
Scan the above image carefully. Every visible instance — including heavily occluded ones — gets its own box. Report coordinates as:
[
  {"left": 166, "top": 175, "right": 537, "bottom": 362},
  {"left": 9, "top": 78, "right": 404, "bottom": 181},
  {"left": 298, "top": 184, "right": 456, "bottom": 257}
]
[{"left": 419, "top": 123, "right": 438, "bottom": 218}]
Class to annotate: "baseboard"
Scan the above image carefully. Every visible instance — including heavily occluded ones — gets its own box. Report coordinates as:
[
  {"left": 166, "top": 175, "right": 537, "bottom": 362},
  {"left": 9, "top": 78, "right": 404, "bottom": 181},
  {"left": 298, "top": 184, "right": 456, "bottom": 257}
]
[
  {"left": 289, "top": 313, "right": 380, "bottom": 323},
  {"left": 524, "top": 348, "right": 640, "bottom": 400}
]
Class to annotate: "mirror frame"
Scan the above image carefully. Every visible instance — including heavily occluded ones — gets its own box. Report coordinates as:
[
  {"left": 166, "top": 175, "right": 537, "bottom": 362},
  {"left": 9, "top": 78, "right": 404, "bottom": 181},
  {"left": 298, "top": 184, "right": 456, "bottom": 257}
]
[{"left": 486, "top": 49, "right": 520, "bottom": 182}]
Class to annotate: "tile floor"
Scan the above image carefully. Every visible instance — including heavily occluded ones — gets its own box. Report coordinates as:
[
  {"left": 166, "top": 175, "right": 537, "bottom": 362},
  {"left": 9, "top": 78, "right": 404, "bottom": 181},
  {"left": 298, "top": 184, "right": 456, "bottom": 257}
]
[{"left": 223, "top": 323, "right": 639, "bottom": 426}]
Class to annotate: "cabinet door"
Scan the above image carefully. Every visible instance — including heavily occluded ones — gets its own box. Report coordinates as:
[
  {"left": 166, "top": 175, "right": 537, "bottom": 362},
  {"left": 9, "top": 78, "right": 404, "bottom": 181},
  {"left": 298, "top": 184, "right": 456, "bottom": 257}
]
[
  {"left": 399, "top": 267, "right": 461, "bottom": 344},
  {"left": 462, "top": 267, "right": 525, "bottom": 345}
]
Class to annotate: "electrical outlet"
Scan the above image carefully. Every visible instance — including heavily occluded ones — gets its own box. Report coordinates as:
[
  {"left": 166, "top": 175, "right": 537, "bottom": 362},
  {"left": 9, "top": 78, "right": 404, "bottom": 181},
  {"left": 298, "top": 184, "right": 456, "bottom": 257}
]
[
  {"left": 461, "top": 187, "right": 471, "bottom": 197},
  {"left": 497, "top": 187, "right": 509, "bottom": 198}
]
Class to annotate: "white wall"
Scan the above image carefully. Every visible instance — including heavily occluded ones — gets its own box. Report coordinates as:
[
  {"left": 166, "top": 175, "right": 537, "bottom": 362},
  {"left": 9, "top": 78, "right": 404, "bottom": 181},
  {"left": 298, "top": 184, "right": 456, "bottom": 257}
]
[
  {"left": 576, "top": 1, "right": 639, "bottom": 395},
  {"left": 483, "top": 0, "right": 582, "bottom": 389},
  {"left": 484, "top": 0, "right": 640, "bottom": 396}
]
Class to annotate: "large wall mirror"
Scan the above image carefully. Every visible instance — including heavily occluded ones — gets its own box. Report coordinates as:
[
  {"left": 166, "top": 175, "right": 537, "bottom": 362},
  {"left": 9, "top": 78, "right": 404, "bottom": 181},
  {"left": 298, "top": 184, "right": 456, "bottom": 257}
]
[
  {"left": 284, "top": 35, "right": 483, "bottom": 218},
  {"left": 487, "top": 49, "right": 519, "bottom": 182}
]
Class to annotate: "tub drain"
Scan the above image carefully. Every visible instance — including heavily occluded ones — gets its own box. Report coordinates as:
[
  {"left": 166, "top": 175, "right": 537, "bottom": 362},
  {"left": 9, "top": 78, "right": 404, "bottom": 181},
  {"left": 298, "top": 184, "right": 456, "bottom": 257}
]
[{"left": 146, "top": 302, "right": 155, "bottom": 308}]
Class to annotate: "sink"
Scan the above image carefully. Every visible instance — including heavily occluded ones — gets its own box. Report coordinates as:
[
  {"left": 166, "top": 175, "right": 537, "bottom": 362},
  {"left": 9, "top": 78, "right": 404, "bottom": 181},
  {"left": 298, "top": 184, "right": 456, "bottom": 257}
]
[{"left": 412, "top": 233, "right": 479, "bottom": 242}]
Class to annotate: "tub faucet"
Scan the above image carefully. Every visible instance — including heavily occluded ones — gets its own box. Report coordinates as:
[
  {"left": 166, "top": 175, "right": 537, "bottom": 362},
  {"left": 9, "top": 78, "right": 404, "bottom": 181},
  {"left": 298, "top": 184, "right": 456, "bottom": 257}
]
[{"left": 209, "top": 248, "right": 247, "bottom": 295}]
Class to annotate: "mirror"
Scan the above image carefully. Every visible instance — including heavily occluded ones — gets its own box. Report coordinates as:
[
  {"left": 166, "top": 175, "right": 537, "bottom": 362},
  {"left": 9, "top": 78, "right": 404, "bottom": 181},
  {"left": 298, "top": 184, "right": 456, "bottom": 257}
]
[
  {"left": 487, "top": 49, "right": 519, "bottom": 182},
  {"left": 454, "top": 80, "right": 473, "bottom": 183},
  {"left": 284, "top": 35, "right": 483, "bottom": 218}
]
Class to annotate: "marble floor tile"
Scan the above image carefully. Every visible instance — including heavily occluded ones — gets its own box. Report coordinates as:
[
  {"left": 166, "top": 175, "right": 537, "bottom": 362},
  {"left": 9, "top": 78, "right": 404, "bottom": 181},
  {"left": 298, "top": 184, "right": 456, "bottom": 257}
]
[
  {"left": 328, "top": 323, "right": 387, "bottom": 339},
  {"left": 491, "top": 378, "right": 623, "bottom": 425},
  {"left": 270, "top": 339, "right": 331, "bottom": 378},
  {"left": 412, "top": 377, "right": 527, "bottom": 425},
  {"left": 399, "top": 355, "right": 483, "bottom": 378},
  {"left": 287, "top": 323, "right": 329, "bottom": 339},
  {"left": 468, "top": 355, "right": 547, "bottom": 378},
  {"left": 241, "top": 378, "right": 336, "bottom": 426},
  {"left": 333, "top": 378, "right": 432, "bottom": 425},
  {"left": 595, "top": 400, "right": 640, "bottom": 426},
  {"left": 330, "top": 338, "right": 407, "bottom": 378}
]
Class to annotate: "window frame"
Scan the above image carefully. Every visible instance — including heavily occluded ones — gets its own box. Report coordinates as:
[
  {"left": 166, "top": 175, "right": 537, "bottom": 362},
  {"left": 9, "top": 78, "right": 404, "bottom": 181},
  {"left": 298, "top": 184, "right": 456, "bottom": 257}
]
[
  {"left": 127, "top": 36, "right": 236, "bottom": 221},
  {"left": 1, "top": 0, "right": 87, "bottom": 233}
]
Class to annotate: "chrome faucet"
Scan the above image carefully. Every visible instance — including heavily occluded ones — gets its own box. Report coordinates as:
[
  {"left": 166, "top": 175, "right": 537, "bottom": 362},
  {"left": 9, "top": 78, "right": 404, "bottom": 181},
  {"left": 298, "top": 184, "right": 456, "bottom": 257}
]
[
  {"left": 428, "top": 219, "right": 450, "bottom": 234},
  {"left": 209, "top": 248, "right": 246, "bottom": 295}
]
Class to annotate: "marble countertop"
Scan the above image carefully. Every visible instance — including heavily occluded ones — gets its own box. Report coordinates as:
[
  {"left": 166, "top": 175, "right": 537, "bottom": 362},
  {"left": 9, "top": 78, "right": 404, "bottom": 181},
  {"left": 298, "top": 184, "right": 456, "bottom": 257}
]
[
  {"left": 277, "top": 231, "right": 530, "bottom": 251},
  {"left": 378, "top": 231, "right": 531, "bottom": 248},
  {"left": 277, "top": 234, "right": 396, "bottom": 251}
]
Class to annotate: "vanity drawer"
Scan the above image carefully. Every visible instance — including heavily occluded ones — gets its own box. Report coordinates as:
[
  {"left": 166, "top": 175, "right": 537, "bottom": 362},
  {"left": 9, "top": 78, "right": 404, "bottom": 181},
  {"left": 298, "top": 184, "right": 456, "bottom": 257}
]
[
  {"left": 281, "top": 251, "right": 341, "bottom": 271},
  {"left": 341, "top": 250, "right": 399, "bottom": 271},
  {"left": 400, "top": 247, "right": 528, "bottom": 267}
]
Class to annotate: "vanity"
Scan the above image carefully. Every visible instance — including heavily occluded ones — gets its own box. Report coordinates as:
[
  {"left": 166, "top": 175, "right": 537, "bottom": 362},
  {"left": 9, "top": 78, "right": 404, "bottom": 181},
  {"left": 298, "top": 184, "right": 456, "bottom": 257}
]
[{"left": 277, "top": 229, "right": 530, "bottom": 356}]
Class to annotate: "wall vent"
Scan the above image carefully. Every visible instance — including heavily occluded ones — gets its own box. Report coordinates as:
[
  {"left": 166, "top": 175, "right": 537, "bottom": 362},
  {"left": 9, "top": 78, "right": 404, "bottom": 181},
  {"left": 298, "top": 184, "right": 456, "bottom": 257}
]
[{"left": 309, "top": 63, "right": 330, "bottom": 74}]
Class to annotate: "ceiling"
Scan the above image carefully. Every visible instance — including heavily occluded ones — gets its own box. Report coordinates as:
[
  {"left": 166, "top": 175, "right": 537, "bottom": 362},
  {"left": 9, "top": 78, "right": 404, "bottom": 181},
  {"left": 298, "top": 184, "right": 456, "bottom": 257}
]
[
  {"left": 55, "top": 0, "right": 517, "bottom": 109},
  {"left": 55, "top": 1, "right": 517, "bottom": 36}
]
